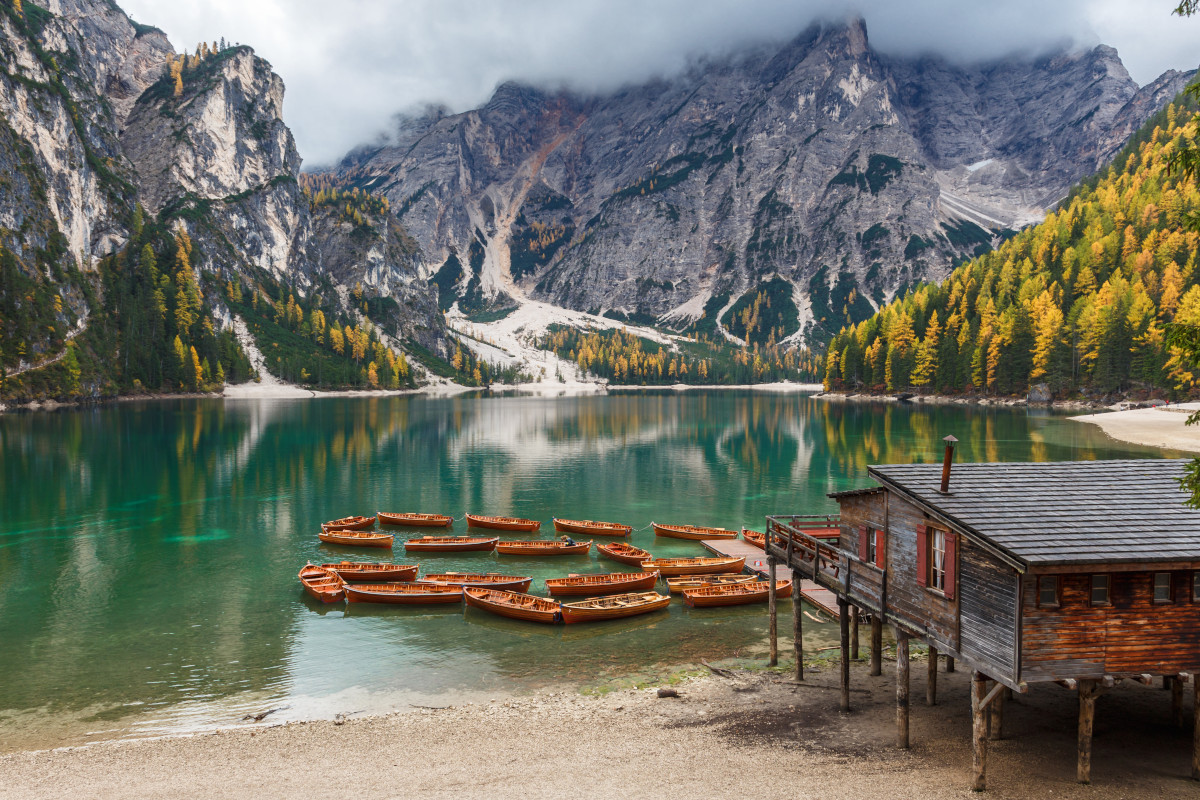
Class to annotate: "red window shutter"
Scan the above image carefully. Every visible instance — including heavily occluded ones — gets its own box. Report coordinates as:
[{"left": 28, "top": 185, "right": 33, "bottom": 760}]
[
  {"left": 875, "top": 529, "right": 885, "bottom": 569},
  {"left": 859, "top": 525, "right": 870, "bottom": 561},
  {"left": 944, "top": 532, "right": 958, "bottom": 600},
  {"left": 916, "top": 524, "right": 928, "bottom": 587}
]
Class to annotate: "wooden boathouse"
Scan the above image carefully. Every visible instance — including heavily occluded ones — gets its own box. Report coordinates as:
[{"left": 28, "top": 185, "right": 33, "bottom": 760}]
[{"left": 765, "top": 449, "right": 1200, "bottom": 789}]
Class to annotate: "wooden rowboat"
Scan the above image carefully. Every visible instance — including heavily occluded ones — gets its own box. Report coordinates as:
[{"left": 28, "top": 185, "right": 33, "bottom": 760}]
[
  {"left": 466, "top": 514, "right": 542, "bottom": 532},
  {"left": 343, "top": 582, "right": 465, "bottom": 604},
  {"left": 320, "top": 561, "right": 418, "bottom": 582},
  {"left": 597, "top": 542, "right": 652, "bottom": 566},
  {"left": 652, "top": 522, "right": 739, "bottom": 540},
  {"left": 683, "top": 579, "right": 793, "bottom": 607},
  {"left": 641, "top": 556, "right": 746, "bottom": 576},
  {"left": 560, "top": 591, "right": 672, "bottom": 624},
  {"left": 318, "top": 529, "right": 394, "bottom": 548},
  {"left": 377, "top": 511, "right": 453, "bottom": 527},
  {"left": 496, "top": 540, "right": 593, "bottom": 556},
  {"left": 552, "top": 518, "right": 632, "bottom": 537},
  {"left": 299, "top": 564, "right": 344, "bottom": 603},
  {"left": 545, "top": 571, "right": 659, "bottom": 597},
  {"left": 403, "top": 536, "right": 498, "bottom": 552},
  {"left": 423, "top": 573, "right": 533, "bottom": 591},
  {"left": 463, "top": 587, "right": 562, "bottom": 623},
  {"left": 664, "top": 573, "right": 758, "bottom": 594},
  {"left": 321, "top": 515, "right": 375, "bottom": 531},
  {"left": 741, "top": 529, "right": 766, "bottom": 549}
]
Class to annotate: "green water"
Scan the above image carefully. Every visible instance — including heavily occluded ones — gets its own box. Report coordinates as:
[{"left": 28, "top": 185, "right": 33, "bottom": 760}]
[{"left": 0, "top": 392, "right": 1176, "bottom": 750}]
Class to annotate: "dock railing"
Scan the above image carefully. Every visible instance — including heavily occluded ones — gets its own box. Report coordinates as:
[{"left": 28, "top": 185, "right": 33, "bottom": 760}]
[{"left": 766, "top": 514, "right": 887, "bottom": 617}]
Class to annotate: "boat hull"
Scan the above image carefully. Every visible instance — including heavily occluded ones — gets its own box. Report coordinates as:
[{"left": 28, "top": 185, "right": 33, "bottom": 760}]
[
  {"left": 423, "top": 574, "right": 533, "bottom": 592},
  {"left": 552, "top": 518, "right": 632, "bottom": 537},
  {"left": 665, "top": 573, "right": 757, "bottom": 594},
  {"left": 741, "top": 529, "right": 766, "bottom": 550},
  {"left": 652, "top": 523, "right": 739, "bottom": 540},
  {"left": 299, "top": 565, "right": 344, "bottom": 603},
  {"left": 320, "top": 562, "right": 418, "bottom": 582},
  {"left": 466, "top": 514, "right": 542, "bottom": 532},
  {"left": 684, "top": 580, "right": 794, "bottom": 607},
  {"left": 321, "top": 516, "right": 375, "bottom": 531},
  {"left": 642, "top": 557, "right": 746, "bottom": 576},
  {"left": 463, "top": 587, "right": 562, "bottom": 623},
  {"left": 596, "top": 543, "right": 652, "bottom": 566},
  {"left": 318, "top": 530, "right": 394, "bottom": 548},
  {"left": 403, "top": 537, "right": 499, "bottom": 552},
  {"left": 496, "top": 541, "right": 593, "bottom": 556},
  {"left": 343, "top": 583, "right": 464, "bottom": 604},
  {"left": 561, "top": 592, "right": 672, "bottom": 624},
  {"left": 377, "top": 512, "right": 453, "bottom": 527},
  {"left": 546, "top": 571, "right": 659, "bottom": 597}
]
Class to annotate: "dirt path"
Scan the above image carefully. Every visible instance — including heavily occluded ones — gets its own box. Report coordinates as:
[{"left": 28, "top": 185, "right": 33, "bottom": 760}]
[{"left": 3, "top": 658, "right": 1196, "bottom": 799}]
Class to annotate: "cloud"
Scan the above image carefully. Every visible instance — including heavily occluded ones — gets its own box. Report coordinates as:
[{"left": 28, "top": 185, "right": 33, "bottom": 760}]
[{"left": 118, "top": 0, "right": 1200, "bottom": 166}]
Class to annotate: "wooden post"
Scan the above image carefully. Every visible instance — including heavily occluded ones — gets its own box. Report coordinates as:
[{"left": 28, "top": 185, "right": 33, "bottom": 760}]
[
  {"left": 792, "top": 568, "right": 803, "bottom": 681},
  {"left": 972, "top": 671, "right": 988, "bottom": 791},
  {"left": 1192, "top": 677, "right": 1199, "bottom": 780},
  {"left": 1078, "top": 680, "right": 1099, "bottom": 784},
  {"left": 768, "top": 557, "right": 778, "bottom": 667},
  {"left": 839, "top": 597, "right": 851, "bottom": 712},
  {"left": 927, "top": 645, "right": 938, "bottom": 706},
  {"left": 1173, "top": 675, "right": 1185, "bottom": 729},
  {"left": 870, "top": 617, "right": 883, "bottom": 676},
  {"left": 896, "top": 628, "right": 911, "bottom": 749},
  {"left": 850, "top": 608, "right": 860, "bottom": 660},
  {"left": 989, "top": 689, "right": 1004, "bottom": 740},
  {"left": 947, "top": 656, "right": 955, "bottom": 673}
]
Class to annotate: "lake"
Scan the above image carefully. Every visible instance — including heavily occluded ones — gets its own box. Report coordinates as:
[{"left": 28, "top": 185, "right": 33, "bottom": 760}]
[{"left": 0, "top": 391, "right": 1175, "bottom": 750}]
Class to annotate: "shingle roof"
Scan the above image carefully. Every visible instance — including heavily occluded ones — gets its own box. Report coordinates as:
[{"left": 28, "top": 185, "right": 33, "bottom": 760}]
[{"left": 867, "top": 459, "right": 1200, "bottom": 567}]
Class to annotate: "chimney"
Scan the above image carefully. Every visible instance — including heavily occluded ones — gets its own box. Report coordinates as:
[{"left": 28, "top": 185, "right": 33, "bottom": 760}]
[{"left": 939, "top": 435, "right": 958, "bottom": 494}]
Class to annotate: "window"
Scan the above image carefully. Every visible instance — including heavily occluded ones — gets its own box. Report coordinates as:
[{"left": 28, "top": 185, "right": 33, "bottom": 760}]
[
  {"left": 1154, "top": 572, "right": 1173, "bottom": 603},
  {"left": 1038, "top": 576, "right": 1059, "bottom": 608},
  {"left": 1090, "top": 574, "right": 1110, "bottom": 606},
  {"left": 930, "top": 528, "right": 947, "bottom": 592},
  {"left": 1194, "top": 572, "right": 1200, "bottom": 602},
  {"left": 865, "top": 528, "right": 877, "bottom": 564}
]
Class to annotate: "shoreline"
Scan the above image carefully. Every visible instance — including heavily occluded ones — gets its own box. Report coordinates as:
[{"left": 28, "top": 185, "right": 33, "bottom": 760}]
[{"left": 1068, "top": 402, "right": 1200, "bottom": 454}]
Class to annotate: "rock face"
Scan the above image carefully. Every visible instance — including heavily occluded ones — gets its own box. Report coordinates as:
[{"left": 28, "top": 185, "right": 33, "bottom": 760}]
[{"left": 337, "top": 20, "right": 1193, "bottom": 342}]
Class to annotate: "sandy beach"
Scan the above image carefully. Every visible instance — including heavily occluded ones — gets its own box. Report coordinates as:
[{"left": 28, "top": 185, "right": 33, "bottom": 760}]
[
  {"left": 3, "top": 657, "right": 1196, "bottom": 800},
  {"left": 1070, "top": 402, "right": 1200, "bottom": 454}
]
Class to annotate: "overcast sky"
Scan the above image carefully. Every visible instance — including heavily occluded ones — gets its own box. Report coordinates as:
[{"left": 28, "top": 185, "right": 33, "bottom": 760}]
[{"left": 118, "top": 0, "right": 1200, "bottom": 167}]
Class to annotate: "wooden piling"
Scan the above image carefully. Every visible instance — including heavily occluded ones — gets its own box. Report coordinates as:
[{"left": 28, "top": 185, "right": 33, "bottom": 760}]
[
  {"left": 972, "top": 671, "right": 988, "bottom": 791},
  {"left": 792, "top": 568, "right": 803, "bottom": 681},
  {"left": 927, "top": 645, "right": 938, "bottom": 706},
  {"left": 870, "top": 617, "right": 883, "bottom": 676},
  {"left": 1173, "top": 674, "right": 1185, "bottom": 729},
  {"left": 1078, "top": 680, "right": 1099, "bottom": 784},
  {"left": 767, "top": 557, "right": 778, "bottom": 667},
  {"left": 896, "top": 628, "right": 910, "bottom": 749},
  {"left": 946, "top": 656, "right": 955, "bottom": 673},
  {"left": 850, "top": 609, "right": 860, "bottom": 660},
  {"left": 989, "top": 689, "right": 1004, "bottom": 740},
  {"left": 1193, "top": 677, "right": 1199, "bottom": 780},
  {"left": 839, "top": 597, "right": 851, "bottom": 712}
]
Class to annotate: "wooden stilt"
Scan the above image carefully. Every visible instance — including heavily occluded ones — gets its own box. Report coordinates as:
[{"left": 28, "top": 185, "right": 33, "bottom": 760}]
[
  {"left": 1192, "top": 677, "right": 1199, "bottom": 780},
  {"left": 767, "top": 557, "right": 778, "bottom": 667},
  {"left": 850, "top": 608, "right": 860, "bottom": 660},
  {"left": 839, "top": 597, "right": 851, "bottom": 713},
  {"left": 989, "top": 689, "right": 1004, "bottom": 740},
  {"left": 927, "top": 645, "right": 938, "bottom": 706},
  {"left": 896, "top": 628, "right": 911, "bottom": 749},
  {"left": 792, "top": 568, "right": 803, "bottom": 681},
  {"left": 947, "top": 656, "right": 955, "bottom": 673},
  {"left": 1078, "top": 680, "right": 1099, "bottom": 784},
  {"left": 870, "top": 617, "right": 883, "bottom": 676},
  {"left": 1173, "top": 674, "right": 1185, "bottom": 729},
  {"left": 972, "top": 671, "right": 988, "bottom": 791}
]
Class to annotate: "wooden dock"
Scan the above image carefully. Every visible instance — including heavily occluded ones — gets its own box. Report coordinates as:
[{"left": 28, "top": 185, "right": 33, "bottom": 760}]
[{"left": 700, "top": 538, "right": 840, "bottom": 619}]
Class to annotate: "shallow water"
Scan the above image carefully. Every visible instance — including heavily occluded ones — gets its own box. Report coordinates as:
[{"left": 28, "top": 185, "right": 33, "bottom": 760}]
[{"left": 0, "top": 392, "right": 1175, "bottom": 750}]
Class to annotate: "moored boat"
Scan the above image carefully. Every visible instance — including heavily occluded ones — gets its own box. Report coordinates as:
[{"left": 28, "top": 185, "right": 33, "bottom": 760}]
[
  {"left": 377, "top": 511, "right": 453, "bottom": 527},
  {"left": 298, "top": 564, "right": 344, "bottom": 603},
  {"left": 596, "top": 542, "right": 653, "bottom": 566},
  {"left": 741, "top": 528, "right": 766, "bottom": 549},
  {"left": 496, "top": 540, "right": 592, "bottom": 556},
  {"left": 641, "top": 556, "right": 746, "bottom": 576},
  {"left": 652, "top": 522, "right": 739, "bottom": 540},
  {"left": 422, "top": 573, "right": 533, "bottom": 591},
  {"left": 664, "top": 573, "right": 758, "bottom": 594},
  {"left": 466, "top": 514, "right": 542, "bottom": 532},
  {"left": 552, "top": 518, "right": 632, "bottom": 537},
  {"left": 318, "top": 529, "right": 395, "bottom": 548},
  {"left": 403, "top": 536, "right": 499, "bottom": 552},
  {"left": 343, "top": 582, "right": 464, "bottom": 604},
  {"left": 321, "top": 515, "right": 375, "bottom": 531},
  {"left": 560, "top": 591, "right": 672, "bottom": 624},
  {"left": 545, "top": 571, "right": 659, "bottom": 597},
  {"left": 683, "top": 579, "right": 794, "bottom": 607},
  {"left": 320, "top": 561, "right": 418, "bottom": 582},
  {"left": 462, "top": 587, "right": 562, "bottom": 623}
]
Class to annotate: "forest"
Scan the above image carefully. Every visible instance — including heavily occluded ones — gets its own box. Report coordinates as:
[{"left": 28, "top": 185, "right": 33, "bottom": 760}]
[{"left": 823, "top": 97, "right": 1200, "bottom": 400}]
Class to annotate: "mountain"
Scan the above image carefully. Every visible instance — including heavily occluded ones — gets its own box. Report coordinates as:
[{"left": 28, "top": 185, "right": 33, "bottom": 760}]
[
  {"left": 822, "top": 92, "right": 1200, "bottom": 400},
  {"left": 0, "top": 0, "right": 451, "bottom": 401},
  {"left": 333, "top": 19, "right": 1194, "bottom": 344}
]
